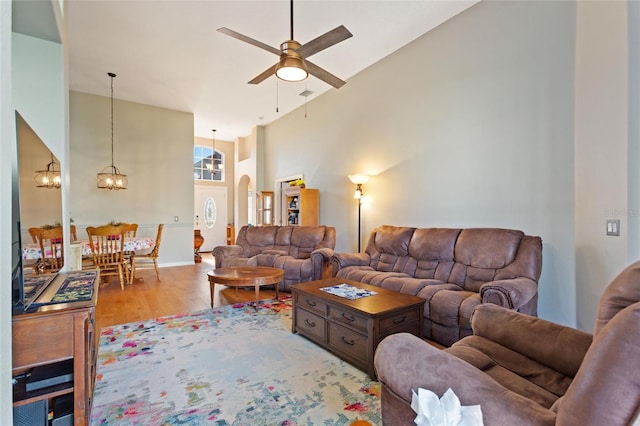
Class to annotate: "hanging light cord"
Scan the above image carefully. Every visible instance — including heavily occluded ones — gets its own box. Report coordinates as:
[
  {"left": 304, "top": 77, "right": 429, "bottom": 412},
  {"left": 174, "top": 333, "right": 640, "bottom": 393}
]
[
  {"left": 289, "top": 0, "right": 294, "bottom": 40},
  {"left": 109, "top": 72, "right": 116, "bottom": 169}
]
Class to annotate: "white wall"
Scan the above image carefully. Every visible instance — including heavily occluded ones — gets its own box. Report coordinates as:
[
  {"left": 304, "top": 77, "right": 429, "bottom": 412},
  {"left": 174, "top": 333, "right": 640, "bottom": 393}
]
[
  {"left": 264, "top": 1, "right": 577, "bottom": 326},
  {"left": 12, "top": 33, "right": 65, "bottom": 158},
  {"left": 69, "top": 91, "right": 194, "bottom": 266},
  {"left": 2, "top": 22, "right": 67, "bottom": 423},
  {"left": 0, "top": 1, "right": 14, "bottom": 422},
  {"left": 574, "top": 1, "right": 634, "bottom": 330}
]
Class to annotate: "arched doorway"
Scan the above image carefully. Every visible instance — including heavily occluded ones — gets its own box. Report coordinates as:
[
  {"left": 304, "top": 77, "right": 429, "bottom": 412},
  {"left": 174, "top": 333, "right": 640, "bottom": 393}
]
[{"left": 237, "top": 175, "right": 252, "bottom": 227}]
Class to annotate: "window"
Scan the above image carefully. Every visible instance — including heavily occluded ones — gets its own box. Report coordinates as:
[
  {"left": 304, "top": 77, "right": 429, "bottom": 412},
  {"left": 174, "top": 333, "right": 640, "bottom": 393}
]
[{"left": 194, "top": 146, "right": 224, "bottom": 182}]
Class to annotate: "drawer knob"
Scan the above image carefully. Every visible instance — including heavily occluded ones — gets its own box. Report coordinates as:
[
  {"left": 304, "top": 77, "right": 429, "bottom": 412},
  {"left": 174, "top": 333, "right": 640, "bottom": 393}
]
[
  {"left": 306, "top": 299, "right": 317, "bottom": 307},
  {"left": 341, "top": 336, "right": 355, "bottom": 346},
  {"left": 304, "top": 319, "right": 316, "bottom": 328},
  {"left": 341, "top": 313, "right": 355, "bottom": 322},
  {"left": 393, "top": 315, "right": 407, "bottom": 324}
]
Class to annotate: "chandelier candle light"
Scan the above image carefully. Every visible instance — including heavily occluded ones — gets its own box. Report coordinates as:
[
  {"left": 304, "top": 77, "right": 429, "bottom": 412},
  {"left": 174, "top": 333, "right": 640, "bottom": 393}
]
[
  {"left": 97, "top": 72, "right": 128, "bottom": 190},
  {"left": 34, "top": 152, "right": 61, "bottom": 189}
]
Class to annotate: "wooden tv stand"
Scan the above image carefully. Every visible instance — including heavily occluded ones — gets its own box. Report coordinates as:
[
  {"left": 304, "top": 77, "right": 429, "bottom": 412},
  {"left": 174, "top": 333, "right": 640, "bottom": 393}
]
[{"left": 12, "top": 271, "right": 99, "bottom": 425}]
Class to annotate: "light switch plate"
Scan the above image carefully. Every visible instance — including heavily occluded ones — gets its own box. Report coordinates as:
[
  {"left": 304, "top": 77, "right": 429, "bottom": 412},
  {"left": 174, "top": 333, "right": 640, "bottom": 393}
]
[{"left": 606, "top": 219, "right": 620, "bottom": 236}]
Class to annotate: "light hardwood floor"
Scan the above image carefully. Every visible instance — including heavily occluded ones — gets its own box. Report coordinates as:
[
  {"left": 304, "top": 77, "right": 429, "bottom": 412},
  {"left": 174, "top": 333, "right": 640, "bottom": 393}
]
[{"left": 94, "top": 252, "right": 278, "bottom": 332}]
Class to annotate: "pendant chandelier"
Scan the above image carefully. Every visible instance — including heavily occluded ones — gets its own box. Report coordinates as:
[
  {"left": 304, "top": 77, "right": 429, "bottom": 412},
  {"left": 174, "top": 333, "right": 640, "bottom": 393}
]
[
  {"left": 97, "top": 72, "right": 128, "bottom": 190},
  {"left": 34, "top": 152, "right": 61, "bottom": 189}
]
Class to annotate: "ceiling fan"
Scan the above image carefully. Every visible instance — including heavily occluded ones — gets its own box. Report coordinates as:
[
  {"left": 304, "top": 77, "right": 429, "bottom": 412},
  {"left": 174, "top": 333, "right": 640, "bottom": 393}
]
[{"left": 217, "top": 0, "right": 353, "bottom": 89}]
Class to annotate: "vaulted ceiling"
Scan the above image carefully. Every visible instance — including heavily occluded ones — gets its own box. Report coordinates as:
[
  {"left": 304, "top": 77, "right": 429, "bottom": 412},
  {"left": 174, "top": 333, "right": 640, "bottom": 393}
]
[{"left": 17, "top": 1, "right": 478, "bottom": 141}]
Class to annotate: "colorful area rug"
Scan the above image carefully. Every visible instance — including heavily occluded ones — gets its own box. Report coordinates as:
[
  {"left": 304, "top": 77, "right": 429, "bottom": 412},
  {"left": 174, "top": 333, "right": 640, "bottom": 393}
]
[{"left": 90, "top": 297, "right": 381, "bottom": 425}]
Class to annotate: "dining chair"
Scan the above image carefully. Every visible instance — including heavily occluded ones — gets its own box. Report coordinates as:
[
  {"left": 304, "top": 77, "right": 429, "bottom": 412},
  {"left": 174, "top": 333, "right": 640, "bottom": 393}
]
[
  {"left": 70, "top": 224, "right": 78, "bottom": 241},
  {"left": 86, "top": 225, "right": 129, "bottom": 289},
  {"left": 130, "top": 224, "right": 164, "bottom": 283},
  {"left": 36, "top": 226, "right": 65, "bottom": 273},
  {"left": 119, "top": 222, "right": 139, "bottom": 262},
  {"left": 119, "top": 223, "right": 138, "bottom": 237},
  {"left": 28, "top": 227, "right": 41, "bottom": 243}
]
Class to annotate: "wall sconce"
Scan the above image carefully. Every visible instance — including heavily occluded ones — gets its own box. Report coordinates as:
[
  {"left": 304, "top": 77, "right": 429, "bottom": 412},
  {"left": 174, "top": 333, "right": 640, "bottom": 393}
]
[
  {"left": 34, "top": 152, "right": 61, "bottom": 189},
  {"left": 348, "top": 174, "right": 370, "bottom": 252}
]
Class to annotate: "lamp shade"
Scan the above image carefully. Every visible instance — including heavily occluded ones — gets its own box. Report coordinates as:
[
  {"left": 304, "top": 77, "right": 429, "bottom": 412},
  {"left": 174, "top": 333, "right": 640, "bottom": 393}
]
[
  {"left": 275, "top": 41, "right": 308, "bottom": 82},
  {"left": 348, "top": 174, "right": 370, "bottom": 185},
  {"left": 34, "top": 155, "right": 61, "bottom": 189},
  {"left": 97, "top": 165, "right": 128, "bottom": 190}
]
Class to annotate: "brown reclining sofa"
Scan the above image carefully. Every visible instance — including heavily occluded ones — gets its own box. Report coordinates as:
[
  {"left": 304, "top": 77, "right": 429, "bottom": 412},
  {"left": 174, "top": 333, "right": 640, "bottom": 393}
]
[
  {"left": 213, "top": 225, "right": 336, "bottom": 291},
  {"left": 330, "top": 225, "right": 543, "bottom": 347}
]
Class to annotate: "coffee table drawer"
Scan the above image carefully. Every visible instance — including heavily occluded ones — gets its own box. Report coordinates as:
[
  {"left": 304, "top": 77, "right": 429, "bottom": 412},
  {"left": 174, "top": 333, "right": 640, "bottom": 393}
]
[
  {"left": 379, "top": 307, "right": 421, "bottom": 331},
  {"left": 329, "top": 306, "right": 368, "bottom": 333},
  {"left": 295, "top": 308, "right": 326, "bottom": 340},
  {"left": 328, "top": 322, "right": 367, "bottom": 361},
  {"left": 295, "top": 293, "right": 328, "bottom": 316}
]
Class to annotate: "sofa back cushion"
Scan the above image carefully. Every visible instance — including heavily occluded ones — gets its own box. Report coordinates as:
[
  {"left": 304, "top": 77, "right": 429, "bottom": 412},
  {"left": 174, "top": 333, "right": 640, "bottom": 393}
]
[
  {"left": 450, "top": 228, "right": 525, "bottom": 292},
  {"left": 236, "top": 225, "right": 336, "bottom": 259},
  {"left": 366, "top": 226, "right": 413, "bottom": 273},
  {"left": 409, "top": 228, "right": 461, "bottom": 281},
  {"left": 289, "top": 226, "right": 335, "bottom": 259},
  {"left": 364, "top": 226, "right": 541, "bottom": 291},
  {"left": 594, "top": 260, "right": 640, "bottom": 335},
  {"left": 237, "top": 225, "right": 279, "bottom": 257}
]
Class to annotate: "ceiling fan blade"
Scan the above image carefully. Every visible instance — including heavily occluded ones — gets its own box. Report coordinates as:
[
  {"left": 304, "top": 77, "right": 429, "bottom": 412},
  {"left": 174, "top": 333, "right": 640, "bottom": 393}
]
[
  {"left": 296, "top": 25, "right": 353, "bottom": 59},
  {"left": 248, "top": 64, "right": 278, "bottom": 85},
  {"left": 306, "top": 60, "right": 346, "bottom": 89},
  {"left": 217, "top": 27, "right": 281, "bottom": 56}
]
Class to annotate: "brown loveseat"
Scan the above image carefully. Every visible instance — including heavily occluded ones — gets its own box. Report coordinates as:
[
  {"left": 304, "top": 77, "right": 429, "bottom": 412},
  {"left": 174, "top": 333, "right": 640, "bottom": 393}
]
[
  {"left": 212, "top": 225, "right": 336, "bottom": 291},
  {"left": 330, "top": 225, "right": 542, "bottom": 346},
  {"left": 374, "top": 260, "right": 640, "bottom": 425}
]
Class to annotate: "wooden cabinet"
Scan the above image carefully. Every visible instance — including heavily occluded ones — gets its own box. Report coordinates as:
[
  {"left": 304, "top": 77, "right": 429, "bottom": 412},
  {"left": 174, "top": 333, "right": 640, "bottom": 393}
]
[
  {"left": 283, "top": 187, "right": 319, "bottom": 226},
  {"left": 226, "top": 224, "right": 235, "bottom": 245},
  {"left": 12, "top": 271, "right": 99, "bottom": 425},
  {"left": 256, "top": 191, "right": 274, "bottom": 226}
]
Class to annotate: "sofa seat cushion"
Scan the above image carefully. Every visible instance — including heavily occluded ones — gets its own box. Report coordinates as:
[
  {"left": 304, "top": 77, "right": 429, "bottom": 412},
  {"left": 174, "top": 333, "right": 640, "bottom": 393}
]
[
  {"left": 336, "top": 267, "right": 417, "bottom": 292},
  {"left": 446, "top": 335, "right": 573, "bottom": 409},
  {"left": 221, "top": 256, "right": 256, "bottom": 267}
]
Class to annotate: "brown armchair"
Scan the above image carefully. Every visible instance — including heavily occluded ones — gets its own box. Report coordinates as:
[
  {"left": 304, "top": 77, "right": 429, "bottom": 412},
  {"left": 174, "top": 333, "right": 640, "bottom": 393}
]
[{"left": 374, "top": 260, "right": 640, "bottom": 425}]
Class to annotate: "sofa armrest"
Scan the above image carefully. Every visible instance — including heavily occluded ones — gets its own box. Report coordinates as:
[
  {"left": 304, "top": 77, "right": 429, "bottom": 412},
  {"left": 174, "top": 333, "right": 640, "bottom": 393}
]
[
  {"left": 471, "top": 304, "right": 592, "bottom": 377},
  {"left": 480, "top": 277, "right": 538, "bottom": 311},
  {"left": 310, "top": 248, "right": 335, "bottom": 279},
  {"left": 212, "top": 244, "right": 244, "bottom": 267},
  {"left": 374, "top": 333, "right": 556, "bottom": 426},
  {"left": 329, "top": 252, "right": 371, "bottom": 277}
]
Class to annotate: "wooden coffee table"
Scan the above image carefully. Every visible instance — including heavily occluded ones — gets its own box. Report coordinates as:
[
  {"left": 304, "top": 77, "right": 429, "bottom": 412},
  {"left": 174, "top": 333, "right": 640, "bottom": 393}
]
[
  {"left": 207, "top": 266, "right": 284, "bottom": 310},
  {"left": 291, "top": 277, "right": 424, "bottom": 379}
]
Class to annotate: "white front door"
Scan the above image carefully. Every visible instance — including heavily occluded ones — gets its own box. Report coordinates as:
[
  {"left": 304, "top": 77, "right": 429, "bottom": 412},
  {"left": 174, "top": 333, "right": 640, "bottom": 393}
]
[{"left": 194, "top": 186, "right": 227, "bottom": 252}]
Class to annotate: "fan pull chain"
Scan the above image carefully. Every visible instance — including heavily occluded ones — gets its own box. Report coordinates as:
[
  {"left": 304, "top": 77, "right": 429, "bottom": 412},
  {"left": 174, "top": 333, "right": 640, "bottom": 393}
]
[{"left": 276, "top": 78, "right": 279, "bottom": 113}]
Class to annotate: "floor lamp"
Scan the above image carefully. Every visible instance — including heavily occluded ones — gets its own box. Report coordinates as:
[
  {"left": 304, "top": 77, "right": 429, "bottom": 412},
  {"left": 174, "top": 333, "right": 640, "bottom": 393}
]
[{"left": 348, "top": 174, "right": 370, "bottom": 252}]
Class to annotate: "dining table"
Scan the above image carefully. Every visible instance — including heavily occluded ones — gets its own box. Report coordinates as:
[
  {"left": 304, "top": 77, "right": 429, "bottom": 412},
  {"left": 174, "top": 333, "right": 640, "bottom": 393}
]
[{"left": 22, "top": 237, "right": 156, "bottom": 260}]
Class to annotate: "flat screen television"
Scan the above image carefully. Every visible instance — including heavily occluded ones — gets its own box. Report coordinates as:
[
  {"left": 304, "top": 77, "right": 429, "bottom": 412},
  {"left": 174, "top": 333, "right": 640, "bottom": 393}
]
[
  {"left": 12, "top": 111, "right": 62, "bottom": 312},
  {"left": 11, "top": 152, "right": 23, "bottom": 310}
]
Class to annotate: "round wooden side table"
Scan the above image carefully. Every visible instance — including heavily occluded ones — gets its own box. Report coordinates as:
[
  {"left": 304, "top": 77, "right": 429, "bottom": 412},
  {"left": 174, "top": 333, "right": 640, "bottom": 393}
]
[{"left": 207, "top": 266, "right": 284, "bottom": 310}]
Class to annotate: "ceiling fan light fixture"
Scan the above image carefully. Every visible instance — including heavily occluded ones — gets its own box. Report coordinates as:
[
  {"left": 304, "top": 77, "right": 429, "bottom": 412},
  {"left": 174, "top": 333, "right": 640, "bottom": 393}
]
[{"left": 276, "top": 41, "right": 308, "bottom": 82}]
